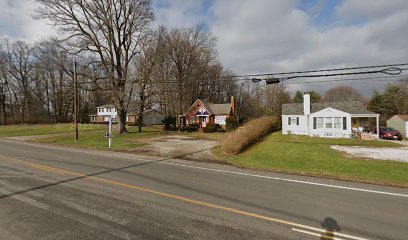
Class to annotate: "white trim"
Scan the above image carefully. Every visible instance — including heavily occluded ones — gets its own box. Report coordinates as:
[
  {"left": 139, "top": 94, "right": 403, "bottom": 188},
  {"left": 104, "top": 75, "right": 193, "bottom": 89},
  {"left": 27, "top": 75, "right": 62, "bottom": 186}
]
[{"left": 350, "top": 114, "right": 379, "bottom": 118}]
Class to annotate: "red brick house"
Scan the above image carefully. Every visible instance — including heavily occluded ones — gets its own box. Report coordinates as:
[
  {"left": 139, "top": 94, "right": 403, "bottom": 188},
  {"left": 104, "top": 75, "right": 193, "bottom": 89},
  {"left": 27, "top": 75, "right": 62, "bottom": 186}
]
[{"left": 179, "top": 96, "right": 236, "bottom": 130}]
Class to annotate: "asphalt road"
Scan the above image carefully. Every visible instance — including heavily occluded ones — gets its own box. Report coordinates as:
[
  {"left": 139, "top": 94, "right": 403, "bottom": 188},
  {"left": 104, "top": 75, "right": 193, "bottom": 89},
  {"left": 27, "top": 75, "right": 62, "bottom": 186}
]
[{"left": 0, "top": 139, "right": 407, "bottom": 240}]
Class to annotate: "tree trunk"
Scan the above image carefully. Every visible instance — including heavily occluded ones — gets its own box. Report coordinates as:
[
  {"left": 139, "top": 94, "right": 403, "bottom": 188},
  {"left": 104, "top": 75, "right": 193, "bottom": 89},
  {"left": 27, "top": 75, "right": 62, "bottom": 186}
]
[
  {"left": 1, "top": 94, "right": 6, "bottom": 125},
  {"left": 118, "top": 108, "right": 128, "bottom": 133}
]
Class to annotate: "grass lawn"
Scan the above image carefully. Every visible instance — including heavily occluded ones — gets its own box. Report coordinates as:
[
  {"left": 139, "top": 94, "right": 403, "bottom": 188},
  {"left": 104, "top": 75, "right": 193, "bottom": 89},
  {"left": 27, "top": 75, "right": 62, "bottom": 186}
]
[
  {"left": 35, "top": 127, "right": 163, "bottom": 150},
  {"left": 0, "top": 124, "right": 105, "bottom": 137},
  {"left": 219, "top": 132, "right": 408, "bottom": 187}
]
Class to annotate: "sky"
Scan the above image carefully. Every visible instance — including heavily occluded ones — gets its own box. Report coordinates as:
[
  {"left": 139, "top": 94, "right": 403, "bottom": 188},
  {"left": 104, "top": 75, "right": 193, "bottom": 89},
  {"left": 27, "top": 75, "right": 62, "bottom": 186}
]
[{"left": 1, "top": 0, "right": 408, "bottom": 96}]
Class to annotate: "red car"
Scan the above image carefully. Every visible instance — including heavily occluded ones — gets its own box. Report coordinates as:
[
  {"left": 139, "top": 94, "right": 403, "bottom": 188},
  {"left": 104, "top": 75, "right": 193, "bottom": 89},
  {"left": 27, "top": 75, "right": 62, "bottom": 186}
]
[{"left": 379, "top": 127, "right": 403, "bottom": 140}]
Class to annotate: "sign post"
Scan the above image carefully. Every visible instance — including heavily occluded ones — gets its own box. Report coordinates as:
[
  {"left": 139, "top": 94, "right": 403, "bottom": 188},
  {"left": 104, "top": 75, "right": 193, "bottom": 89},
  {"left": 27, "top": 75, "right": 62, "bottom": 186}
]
[{"left": 108, "top": 117, "right": 113, "bottom": 148}]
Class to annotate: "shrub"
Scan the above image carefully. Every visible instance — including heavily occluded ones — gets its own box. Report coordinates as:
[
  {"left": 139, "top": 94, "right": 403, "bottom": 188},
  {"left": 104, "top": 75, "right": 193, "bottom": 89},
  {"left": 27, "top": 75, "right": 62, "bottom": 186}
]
[
  {"left": 226, "top": 117, "right": 238, "bottom": 131},
  {"left": 186, "top": 126, "right": 198, "bottom": 132},
  {"left": 162, "top": 116, "right": 176, "bottom": 130},
  {"left": 203, "top": 123, "right": 219, "bottom": 133},
  {"left": 222, "top": 116, "right": 279, "bottom": 155},
  {"left": 216, "top": 125, "right": 226, "bottom": 133}
]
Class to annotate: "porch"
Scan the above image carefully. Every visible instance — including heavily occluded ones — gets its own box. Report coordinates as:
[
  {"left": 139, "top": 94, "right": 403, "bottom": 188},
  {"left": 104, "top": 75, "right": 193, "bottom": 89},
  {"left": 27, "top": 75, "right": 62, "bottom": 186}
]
[{"left": 350, "top": 114, "right": 380, "bottom": 140}]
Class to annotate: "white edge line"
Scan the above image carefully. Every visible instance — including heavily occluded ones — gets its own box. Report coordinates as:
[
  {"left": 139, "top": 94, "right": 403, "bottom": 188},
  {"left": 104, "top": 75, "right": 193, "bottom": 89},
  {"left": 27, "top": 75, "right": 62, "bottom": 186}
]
[
  {"left": 292, "top": 228, "right": 346, "bottom": 240},
  {"left": 292, "top": 227, "right": 371, "bottom": 240},
  {"left": 2, "top": 139, "right": 408, "bottom": 198}
]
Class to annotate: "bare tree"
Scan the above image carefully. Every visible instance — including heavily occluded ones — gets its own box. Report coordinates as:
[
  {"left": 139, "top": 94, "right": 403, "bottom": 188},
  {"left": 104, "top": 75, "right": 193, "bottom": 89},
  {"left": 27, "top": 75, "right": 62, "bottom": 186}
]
[
  {"left": 323, "top": 86, "right": 363, "bottom": 102},
  {"left": 36, "top": 0, "right": 154, "bottom": 133}
]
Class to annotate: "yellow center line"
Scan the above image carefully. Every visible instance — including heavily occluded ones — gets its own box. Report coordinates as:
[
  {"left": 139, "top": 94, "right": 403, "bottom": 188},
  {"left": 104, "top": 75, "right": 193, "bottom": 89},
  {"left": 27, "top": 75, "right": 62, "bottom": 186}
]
[
  {"left": 30, "top": 165, "right": 65, "bottom": 175},
  {"left": 0, "top": 154, "right": 370, "bottom": 240}
]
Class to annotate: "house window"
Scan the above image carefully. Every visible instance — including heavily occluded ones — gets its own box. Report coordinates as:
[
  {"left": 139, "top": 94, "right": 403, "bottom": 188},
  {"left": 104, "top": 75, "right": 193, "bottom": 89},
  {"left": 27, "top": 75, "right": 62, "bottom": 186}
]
[
  {"left": 190, "top": 116, "right": 195, "bottom": 124},
  {"left": 290, "top": 117, "right": 298, "bottom": 126},
  {"left": 343, "top": 117, "right": 347, "bottom": 130},
  {"left": 325, "top": 117, "right": 333, "bottom": 128},
  {"left": 334, "top": 117, "right": 342, "bottom": 129},
  {"left": 316, "top": 117, "right": 324, "bottom": 129},
  {"left": 126, "top": 116, "right": 129, "bottom": 122}
]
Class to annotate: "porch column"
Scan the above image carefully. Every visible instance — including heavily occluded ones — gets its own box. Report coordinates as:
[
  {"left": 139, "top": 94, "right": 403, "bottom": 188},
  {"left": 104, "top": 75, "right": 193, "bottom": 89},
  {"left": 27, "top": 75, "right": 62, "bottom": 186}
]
[{"left": 376, "top": 115, "right": 380, "bottom": 140}]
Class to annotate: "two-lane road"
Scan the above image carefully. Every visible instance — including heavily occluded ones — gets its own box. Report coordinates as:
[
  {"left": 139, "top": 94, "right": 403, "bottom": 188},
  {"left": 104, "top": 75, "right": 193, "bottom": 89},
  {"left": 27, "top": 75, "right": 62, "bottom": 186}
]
[{"left": 0, "top": 139, "right": 407, "bottom": 239}]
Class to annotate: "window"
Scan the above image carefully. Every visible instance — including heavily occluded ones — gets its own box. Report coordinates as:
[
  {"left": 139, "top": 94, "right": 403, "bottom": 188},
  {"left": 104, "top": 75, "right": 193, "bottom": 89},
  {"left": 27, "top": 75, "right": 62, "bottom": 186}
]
[
  {"left": 288, "top": 117, "right": 298, "bottom": 126},
  {"left": 317, "top": 117, "right": 324, "bottom": 129},
  {"left": 343, "top": 117, "right": 347, "bottom": 130},
  {"left": 325, "top": 117, "right": 333, "bottom": 128},
  {"left": 334, "top": 117, "right": 342, "bottom": 129},
  {"left": 190, "top": 116, "right": 195, "bottom": 124}
]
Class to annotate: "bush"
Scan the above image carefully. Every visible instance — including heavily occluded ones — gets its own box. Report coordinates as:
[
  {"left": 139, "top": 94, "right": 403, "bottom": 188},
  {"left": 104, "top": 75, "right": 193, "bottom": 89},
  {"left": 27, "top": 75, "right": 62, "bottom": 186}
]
[
  {"left": 162, "top": 116, "right": 176, "bottom": 130},
  {"left": 216, "top": 125, "right": 226, "bottom": 133},
  {"left": 203, "top": 123, "right": 219, "bottom": 133},
  {"left": 226, "top": 117, "right": 238, "bottom": 131},
  {"left": 222, "top": 117, "right": 279, "bottom": 155},
  {"left": 186, "top": 126, "right": 198, "bottom": 132}
]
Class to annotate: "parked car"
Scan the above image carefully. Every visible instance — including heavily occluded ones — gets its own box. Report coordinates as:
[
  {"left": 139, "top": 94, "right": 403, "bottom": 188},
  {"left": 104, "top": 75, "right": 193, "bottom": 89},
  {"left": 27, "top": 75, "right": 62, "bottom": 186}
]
[{"left": 379, "top": 127, "right": 403, "bottom": 140}]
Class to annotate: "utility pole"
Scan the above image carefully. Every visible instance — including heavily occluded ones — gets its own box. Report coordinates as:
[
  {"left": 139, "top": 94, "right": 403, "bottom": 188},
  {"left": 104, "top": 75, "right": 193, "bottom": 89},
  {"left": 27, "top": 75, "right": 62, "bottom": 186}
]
[
  {"left": 73, "top": 58, "right": 79, "bottom": 141},
  {"left": 0, "top": 88, "right": 5, "bottom": 125}
]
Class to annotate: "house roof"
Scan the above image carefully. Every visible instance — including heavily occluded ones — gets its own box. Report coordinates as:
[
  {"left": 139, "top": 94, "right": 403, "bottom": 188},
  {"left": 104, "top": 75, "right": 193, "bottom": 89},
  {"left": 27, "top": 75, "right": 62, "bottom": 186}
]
[
  {"left": 396, "top": 115, "right": 408, "bottom": 121},
  {"left": 186, "top": 99, "right": 231, "bottom": 116},
  {"left": 209, "top": 104, "right": 231, "bottom": 115},
  {"left": 97, "top": 104, "right": 115, "bottom": 108},
  {"left": 282, "top": 101, "right": 376, "bottom": 115},
  {"left": 144, "top": 109, "right": 164, "bottom": 116}
]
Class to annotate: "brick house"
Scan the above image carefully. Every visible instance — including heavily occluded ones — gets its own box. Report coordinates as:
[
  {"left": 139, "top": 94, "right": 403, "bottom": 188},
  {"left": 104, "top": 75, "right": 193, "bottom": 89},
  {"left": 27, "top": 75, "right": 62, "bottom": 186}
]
[{"left": 179, "top": 96, "right": 236, "bottom": 130}]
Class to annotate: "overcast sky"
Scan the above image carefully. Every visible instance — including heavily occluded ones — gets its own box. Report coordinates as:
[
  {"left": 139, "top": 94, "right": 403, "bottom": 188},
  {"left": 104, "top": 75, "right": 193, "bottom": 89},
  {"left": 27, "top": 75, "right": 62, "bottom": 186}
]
[{"left": 1, "top": 0, "right": 408, "bottom": 95}]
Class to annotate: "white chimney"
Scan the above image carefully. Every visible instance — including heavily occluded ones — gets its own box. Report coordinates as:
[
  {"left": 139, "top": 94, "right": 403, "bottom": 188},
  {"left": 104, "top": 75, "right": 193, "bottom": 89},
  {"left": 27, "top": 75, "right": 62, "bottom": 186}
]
[{"left": 303, "top": 92, "right": 310, "bottom": 115}]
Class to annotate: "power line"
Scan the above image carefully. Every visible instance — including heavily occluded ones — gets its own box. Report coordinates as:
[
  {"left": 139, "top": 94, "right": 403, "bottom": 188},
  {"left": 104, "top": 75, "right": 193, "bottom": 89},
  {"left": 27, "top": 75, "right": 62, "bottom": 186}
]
[
  {"left": 231, "top": 62, "right": 408, "bottom": 78},
  {"left": 270, "top": 74, "right": 408, "bottom": 85}
]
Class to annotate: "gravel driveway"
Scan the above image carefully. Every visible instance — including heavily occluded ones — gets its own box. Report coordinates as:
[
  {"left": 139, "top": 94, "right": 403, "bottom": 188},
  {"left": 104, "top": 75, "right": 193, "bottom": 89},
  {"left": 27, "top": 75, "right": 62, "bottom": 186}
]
[
  {"left": 137, "top": 135, "right": 223, "bottom": 163},
  {"left": 331, "top": 142, "right": 408, "bottom": 162}
]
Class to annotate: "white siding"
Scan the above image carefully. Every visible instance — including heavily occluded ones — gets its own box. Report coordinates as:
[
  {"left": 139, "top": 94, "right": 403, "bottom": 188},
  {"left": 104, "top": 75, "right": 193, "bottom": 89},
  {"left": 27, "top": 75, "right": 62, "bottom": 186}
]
[
  {"left": 405, "top": 121, "right": 408, "bottom": 138},
  {"left": 97, "top": 107, "right": 117, "bottom": 117},
  {"left": 282, "top": 115, "right": 308, "bottom": 135},
  {"left": 309, "top": 108, "right": 351, "bottom": 138}
]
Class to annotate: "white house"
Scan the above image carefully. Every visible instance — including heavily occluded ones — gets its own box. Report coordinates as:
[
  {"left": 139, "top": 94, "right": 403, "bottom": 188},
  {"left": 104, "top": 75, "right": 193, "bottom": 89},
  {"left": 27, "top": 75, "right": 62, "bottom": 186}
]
[
  {"left": 89, "top": 104, "right": 137, "bottom": 123},
  {"left": 387, "top": 115, "right": 408, "bottom": 138},
  {"left": 282, "top": 93, "right": 380, "bottom": 139},
  {"left": 89, "top": 104, "right": 163, "bottom": 125}
]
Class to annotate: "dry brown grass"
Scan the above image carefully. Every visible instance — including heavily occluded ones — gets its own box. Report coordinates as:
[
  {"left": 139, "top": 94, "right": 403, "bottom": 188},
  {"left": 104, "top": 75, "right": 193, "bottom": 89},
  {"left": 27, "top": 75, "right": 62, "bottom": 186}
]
[{"left": 221, "top": 116, "right": 279, "bottom": 155}]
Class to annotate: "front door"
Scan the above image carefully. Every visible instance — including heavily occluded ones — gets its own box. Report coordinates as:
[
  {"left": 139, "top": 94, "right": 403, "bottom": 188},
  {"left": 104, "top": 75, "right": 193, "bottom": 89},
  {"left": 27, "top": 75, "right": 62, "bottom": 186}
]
[
  {"left": 198, "top": 116, "right": 207, "bottom": 128},
  {"left": 202, "top": 117, "right": 207, "bottom": 127}
]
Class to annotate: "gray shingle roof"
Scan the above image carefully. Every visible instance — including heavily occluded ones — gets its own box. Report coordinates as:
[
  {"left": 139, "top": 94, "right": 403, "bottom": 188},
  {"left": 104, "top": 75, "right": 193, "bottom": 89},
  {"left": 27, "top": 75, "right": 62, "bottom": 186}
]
[
  {"left": 209, "top": 104, "right": 231, "bottom": 115},
  {"left": 97, "top": 104, "right": 115, "bottom": 108},
  {"left": 282, "top": 101, "right": 376, "bottom": 115}
]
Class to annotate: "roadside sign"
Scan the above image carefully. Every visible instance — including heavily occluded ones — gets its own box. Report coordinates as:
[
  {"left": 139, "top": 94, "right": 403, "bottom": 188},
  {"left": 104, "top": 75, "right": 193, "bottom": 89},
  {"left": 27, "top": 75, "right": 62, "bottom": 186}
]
[{"left": 108, "top": 117, "right": 113, "bottom": 148}]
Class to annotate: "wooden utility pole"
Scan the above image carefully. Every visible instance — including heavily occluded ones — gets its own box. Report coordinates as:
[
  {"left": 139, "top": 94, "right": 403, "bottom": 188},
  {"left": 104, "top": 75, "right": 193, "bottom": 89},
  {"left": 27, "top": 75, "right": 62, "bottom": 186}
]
[{"left": 73, "top": 58, "right": 79, "bottom": 141}]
